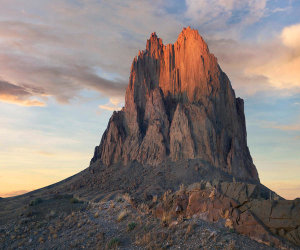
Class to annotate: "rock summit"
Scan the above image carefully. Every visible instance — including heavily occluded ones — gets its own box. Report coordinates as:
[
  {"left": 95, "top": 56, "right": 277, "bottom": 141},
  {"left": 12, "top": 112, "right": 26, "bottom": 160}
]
[{"left": 91, "top": 27, "right": 259, "bottom": 182}]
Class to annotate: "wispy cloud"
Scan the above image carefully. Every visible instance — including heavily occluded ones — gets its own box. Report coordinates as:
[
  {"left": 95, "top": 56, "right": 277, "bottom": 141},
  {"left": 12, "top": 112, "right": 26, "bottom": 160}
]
[
  {"left": 269, "top": 124, "right": 300, "bottom": 131},
  {"left": 206, "top": 23, "right": 300, "bottom": 96},
  {"left": 0, "top": 0, "right": 297, "bottom": 106},
  {"left": 259, "top": 120, "right": 300, "bottom": 131},
  {"left": 0, "top": 80, "right": 45, "bottom": 106},
  {"left": 0, "top": 45, "right": 127, "bottom": 104},
  {"left": 271, "top": 7, "right": 291, "bottom": 14},
  {"left": 36, "top": 151, "right": 55, "bottom": 156},
  {"left": 99, "top": 98, "right": 124, "bottom": 112},
  {"left": 245, "top": 23, "right": 300, "bottom": 91},
  {"left": 0, "top": 0, "right": 182, "bottom": 106},
  {"left": 185, "top": 0, "right": 267, "bottom": 37}
]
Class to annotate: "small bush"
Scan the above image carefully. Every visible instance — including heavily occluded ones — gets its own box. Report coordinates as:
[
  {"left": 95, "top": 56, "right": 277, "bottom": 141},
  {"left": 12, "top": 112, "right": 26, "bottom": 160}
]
[
  {"left": 117, "top": 210, "right": 129, "bottom": 222},
  {"left": 122, "top": 193, "right": 132, "bottom": 203},
  {"left": 70, "top": 197, "right": 81, "bottom": 204},
  {"left": 161, "top": 211, "right": 172, "bottom": 226},
  {"left": 138, "top": 203, "right": 150, "bottom": 214},
  {"left": 185, "top": 223, "right": 196, "bottom": 235},
  {"left": 109, "top": 201, "right": 115, "bottom": 209},
  {"left": 152, "top": 195, "right": 158, "bottom": 203},
  {"left": 127, "top": 222, "right": 136, "bottom": 231},
  {"left": 107, "top": 237, "right": 120, "bottom": 248},
  {"left": 162, "top": 190, "right": 172, "bottom": 202},
  {"left": 54, "top": 194, "right": 73, "bottom": 200},
  {"left": 179, "top": 183, "right": 186, "bottom": 193},
  {"left": 29, "top": 198, "right": 42, "bottom": 206}
]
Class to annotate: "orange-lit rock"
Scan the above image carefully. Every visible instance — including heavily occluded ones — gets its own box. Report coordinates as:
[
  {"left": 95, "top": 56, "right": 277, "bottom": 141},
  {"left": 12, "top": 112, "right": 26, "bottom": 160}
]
[{"left": 91, "top": 27, "right": 259, "bottom": 181}]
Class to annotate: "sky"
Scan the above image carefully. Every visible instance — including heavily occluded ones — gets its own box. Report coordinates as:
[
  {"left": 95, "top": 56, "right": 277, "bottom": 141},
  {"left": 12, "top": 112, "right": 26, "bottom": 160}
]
[{"left": 0, "top": 0, "right": 299, "bottom": 199}]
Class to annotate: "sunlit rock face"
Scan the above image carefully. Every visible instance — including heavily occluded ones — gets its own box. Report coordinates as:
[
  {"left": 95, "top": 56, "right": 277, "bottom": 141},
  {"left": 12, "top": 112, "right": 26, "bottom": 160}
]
[{"left": 91, "top": 27, "right": 259, "bottom": 182}]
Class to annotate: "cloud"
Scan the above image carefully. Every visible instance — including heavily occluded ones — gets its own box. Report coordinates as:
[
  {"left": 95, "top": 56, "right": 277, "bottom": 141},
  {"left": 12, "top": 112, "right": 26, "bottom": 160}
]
[
  {"left": 99, "top": 98, "right": 124, "bottom": 111},
  {"left": 0, "top": 0, "right": 296, "bottom": 106},
  {"left": 0, "top": 0, "right": 183, "bottom": 106},
  {"left": 0, "top": 0, "right": 298, "bottom": 107},
  {"left": 185, "top": 0, "right": 267, "bottom": 37},
  {"left": 206, "top": 23, "right": 300, "bottom": 96},
  {"left": 0, "top": 21, "right": 61, "bottom": 45},
  {"left": 0, "top": 47, "right": 127, "bottom": 103},
  {"left": 206, "top": 38, "right": 275, "bottom": 95},
  {"left": 271, "top": 7, "right": 291, "bottom": 13},
  {"left": 36, "top": 151, "right": 55, "bottom": 156},
  {"left": 281, "top": 23, "right": 300, "bottom": 50},
  {"left": 260, "top": 121, "right": 300, "bottom": 131},
  {"left": 0, "top": 80, "right": 45, "bottom": 106},
  {"left": 246, "top": 23, "right": 300, "bottom": 90},
  {"left": 269, "top": 124, "right": 300, "bottom": 131}
]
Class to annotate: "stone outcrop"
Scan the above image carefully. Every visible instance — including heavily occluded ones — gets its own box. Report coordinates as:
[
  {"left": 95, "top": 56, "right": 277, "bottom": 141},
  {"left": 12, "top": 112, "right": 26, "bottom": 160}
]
[
  {"left": 91, "top": 27, "right": 259, "bottom": 181},
  {"left": 154, "top": 181, "right": 300, "bottom": 247}
]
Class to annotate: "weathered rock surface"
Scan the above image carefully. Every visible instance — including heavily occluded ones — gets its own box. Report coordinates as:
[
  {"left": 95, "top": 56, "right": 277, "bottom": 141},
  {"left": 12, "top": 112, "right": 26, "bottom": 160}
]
[
  {"left": 91, "top": 27, "right": 259, "bottom": 181},
  {"left": 154, "top": 181, "right": 300, "bottom": 248}
]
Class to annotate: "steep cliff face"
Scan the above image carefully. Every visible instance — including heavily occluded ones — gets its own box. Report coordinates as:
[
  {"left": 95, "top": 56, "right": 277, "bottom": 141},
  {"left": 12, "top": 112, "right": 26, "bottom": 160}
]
[{"left": 91, "top": 27, "right": 259, "bottom": 181}]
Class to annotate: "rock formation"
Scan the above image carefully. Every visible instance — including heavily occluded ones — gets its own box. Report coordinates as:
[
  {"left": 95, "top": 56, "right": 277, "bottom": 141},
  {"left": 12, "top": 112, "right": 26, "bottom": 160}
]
[
  {"left": 154, "top": 181, "right": 300, "bottom": 247},
  {"left": 91, "top": 27, "right": 259, "bottom": 181}
]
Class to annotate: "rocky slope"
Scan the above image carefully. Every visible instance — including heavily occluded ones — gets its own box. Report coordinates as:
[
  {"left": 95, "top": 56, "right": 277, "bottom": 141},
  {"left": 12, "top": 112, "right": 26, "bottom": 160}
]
[
  {"left": 91, "top": 27, "right": 259, "bottom": 181},
  {"left": 0, "top": 192, "right": 280, "bottom": 250},
  {"left": 1, "top": 175, "right": 298, "bottom": 249},
  {"left": 2, "top": 27, "right": 299, "bottom": 249}
]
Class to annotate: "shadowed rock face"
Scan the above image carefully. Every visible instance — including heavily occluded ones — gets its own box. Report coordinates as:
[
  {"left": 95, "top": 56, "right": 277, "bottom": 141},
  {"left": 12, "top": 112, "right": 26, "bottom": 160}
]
[{"left": 91, "top": 27, "right": 259, "bottom": 182}]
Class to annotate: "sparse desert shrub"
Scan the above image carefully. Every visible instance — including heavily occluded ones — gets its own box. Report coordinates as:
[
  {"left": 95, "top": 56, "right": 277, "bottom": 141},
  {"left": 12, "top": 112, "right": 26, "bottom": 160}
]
[
  {"left": 135, "top": 232, "right": 151, "bottom": 246},
  {"left": 117, "top": 210, "right": 129, "bottom": 222},
  {"left": 109, "top": 201, "right": 115, "bottom": 209},
  {"left": 29, "top": 198, "right": 43, "bottom": 206},
  {"left": 25, "top": 210, "right": 34, "bottom": 217},
  {"left": 228, "top": 240, "right": 236, "bottom": 250},
  {"left": 225, "top": 218, "right": 233, "bottom": 229},
  {"left": 53, "top": 194, "right": 73, "bottom": 200},
  {"left": 115, "top": 195, "right": 123, "bottom": 202},
  {"left": 107, "top": 237, "right": 120, "bottom": 249},
  {"left": 122, "top": 193, "right": 131, "bottom": 203},
  {"left": 179, "top": 183, "right": 186, "bottom": 193},
  {"left": 136, "top": 232, "right": 169, "bottom": 248},
  {"left": 96, "top": 231, "right": 105, "bottom": 242},
  {"left": 70, "top": 197, "right": 83, "bottom": 204},
  {"left": 127, "top": 222, "right": 136, "bottom": 231},
  {"left": 70, "top": 197, "right": 79, "bottom": 203},
  {"left": 162, "top": 190, "right": 172, "bottom": 202},
  {"left": 152, "top": 195, "right": 158, "bottom": 203},
  {"left": 161, "top": 212, "right": 172, "bottom": 226},
  {"left": 138, "top": 203, "right": 150, "bottom": 214},
  {"left": 185, "top": 223, "right": 197, "bottom": 236}
]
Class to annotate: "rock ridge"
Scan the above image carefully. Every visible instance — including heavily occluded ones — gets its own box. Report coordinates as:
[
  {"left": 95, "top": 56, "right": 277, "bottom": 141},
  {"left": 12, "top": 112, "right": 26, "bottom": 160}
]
[{"left": 91, "top": 27, "right": 259, "bottom": 182}]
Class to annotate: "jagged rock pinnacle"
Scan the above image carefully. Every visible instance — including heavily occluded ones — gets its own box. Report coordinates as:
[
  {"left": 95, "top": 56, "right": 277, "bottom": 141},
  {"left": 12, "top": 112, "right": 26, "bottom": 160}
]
[{"left": 91, "top": 27, "right": 259, "bottom": 181}]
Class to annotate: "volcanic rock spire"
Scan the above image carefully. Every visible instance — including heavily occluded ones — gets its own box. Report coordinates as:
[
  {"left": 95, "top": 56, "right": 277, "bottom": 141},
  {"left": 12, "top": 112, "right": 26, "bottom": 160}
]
[{"left": 91, "top": 27, "right": 259, "bottom": 181}]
